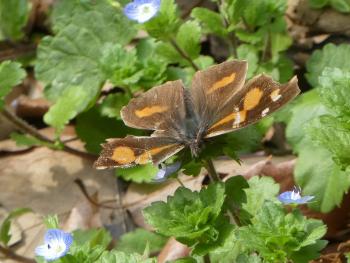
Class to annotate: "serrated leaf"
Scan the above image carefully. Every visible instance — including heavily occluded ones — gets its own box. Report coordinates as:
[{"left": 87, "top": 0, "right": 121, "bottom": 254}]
[
  {"left": 306, "top": 43, "right": 350, "bottom": 87},
  {"left": 10, "top": 132, "right": 53, "bottom": 148},
  {"left": 75, "top": 107, "right": 140, "bottom": 154},
  {"left": 144, "top": 0, "right": 180, "bottom": 40},
  {"left": 224, "top": 176, "right": 249, "bottom": 211},
  {"left": 0, "top": 0, "right": 31, "bottom": 41},
  {"left": 286, "top": 90, "right": 328, "bottom": 152},
  {"left": 0, "top": 61, "right": 26, "bottom": 109},
  {"left": 117, "top": 228, "right": 167, "bottom": 255},
  {"left": 191, "top": 7, "right": 227, "bottom": 37},
  {"left": 176, "top": 21, "right": 202, "bottom": 60},
  {"left": 44, "top": 86, "right": 90, "bottom": 135},
  {"left": 96, "top": 250, "right": 156, "bottom": 263},
  {"left": 294, "top": 140, "right": 350, "bottom": 212},
  {"left": 143, "top": 183, "right": 228, "bottom": 255},
  {"left": 35, "top": 0, "right": 136, "bottom": 129},
  {"left": 117, "top": 164, "right": 159, "bottom": 183},
  {"left": 237, "top": 45, "right": 258, "bottom": 79},
  {"left": 243, "top": 176, "right": 279, "bottom": 215},
  {"left": 0, "top": 208, "right": 32, "bottom": 246}
]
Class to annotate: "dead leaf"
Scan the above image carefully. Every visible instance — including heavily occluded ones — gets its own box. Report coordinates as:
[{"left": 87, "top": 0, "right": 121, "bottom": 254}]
[{"left": 157, "top": 237, "right": 190, "bottom": 263}]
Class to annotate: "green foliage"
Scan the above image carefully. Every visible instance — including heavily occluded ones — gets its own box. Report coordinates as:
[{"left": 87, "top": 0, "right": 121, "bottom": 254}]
[
  {"left": 117, "top": 164, "right": 160, "bottom": 183},
  {"left": 0, "top": 61, "right": 26, "bottom": 109},
  {"left": 10, "top": 132, "right": 51, "bottom": 148},
  {"left": 96, "top": 250, "right": 156, "bottom": 263},
  {"left": 309, "top": 0, "right": 350, "bottom": 12},
  {"left": 43, "top": 215, "right": 59, "bottom": 229},
  {"left": 191, "top": 8, "right": 227, "bottom": 37},
  {"left": 238, "top": 201, "right": 327, "bottom": 263},
  {"left": 0, "top": 0, "right": 31, "bottom": 41},
  {"left": 306, "top": 44, "right": 350, "bottom": 87},
  {"left": 0, "top": 208, "right": 32, "bottom": 246},
  {"left": 116, "top": 228, "right": 167, "bottom": 255},
  {"left": 143, "top": 183, "right": 230, "bottom": 255},
  {"left": 176, "top": 21, "right": 202, "bottom": 60}
]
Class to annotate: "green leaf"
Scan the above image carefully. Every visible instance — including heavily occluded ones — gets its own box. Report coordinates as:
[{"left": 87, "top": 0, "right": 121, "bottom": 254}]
[
  {"left": 294, "top": 140, "right": 350, "bottom": 212},
  {"left": 117, "top": 164, "right": 160, "bottom": 183},
  {"left": 236, "top": 254, "right": 262, "bottom": 263},
  {"left": 96, "top": 250, "right": 156, "bottom": 263},
  {"left": 243, "top": 176, "right": 279, "bottom": 216},
  {"left": 309, "top": 0, "right": 350, "bottom": 12},
  {"left": 75, "top": 106, "right": 140, "bottom": 154},
  {"left": 309, "top": 0, "right": 329, "bottom": 8},
  {"left": 0, "top": 61, "right": 26, "bottom": 109},
  {"left": 99, "top": 93, "right": 131, "bottom": 119},
  {"left": 0, "top": 0, "right": 31, "bottom": 40},
  {"left": 182, "top": 160, "right": 202, "bottom": 177},
  {"left": 307, "top": 116, "right": 350, "bottom": 169},
  {"left": 35, "top": 0, "right": 136, "bottom": 129},
  {"left": 73, "top": 228, "right": 112, "bottom": 249},
  {"left": 117, "top": 228, "right": 167, "bottom": 255},
  {"left": 286, "top": 90, "right": 328, "bottom": 152},
  {"left": 144, "top": 0, "right": 180, "bottom": 40},
  {"left": 306, "top": 43, "right": 350, "bottom": 87},
  {"left": 237, "top": 45, "right": 259, "bottom": 79},
  {"left": 44, "top": 86, "right": 90, "bottom": 135},
  {"left": 238, "top": 201, "right": 326, "bottom": 263},
  {"left": 143, "top": 183, "right": 228, "bottom": 255},
  {"left": 176, "top": 21, "right": 202, "bottom": 60},
  {"left": 191, "top": 7, "right": 227, "bottom": 37},
  {"left": 318, "top": 67, "right": 350, "bottom": 116},
  {"left": 0, "top": 208, "right": 32, "bottom": 246},
  {"left": 224, "top": 176, "right": 249, "bottom": 211}
]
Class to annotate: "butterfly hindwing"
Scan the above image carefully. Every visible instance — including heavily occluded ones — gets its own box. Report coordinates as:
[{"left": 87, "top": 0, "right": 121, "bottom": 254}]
[
  {"left": 94, "top": 136, "right": 184, "bottom": 169},
  {"left": 205, "top": 74, "right": 300, "bottom": 138},
  {"left": 121, "top": 80, "right": 186, "bottom": 133}
]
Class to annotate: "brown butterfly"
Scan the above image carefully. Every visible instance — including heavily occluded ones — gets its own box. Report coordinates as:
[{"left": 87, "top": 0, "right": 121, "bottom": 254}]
[{"left": 94, "top": 60, "right": 300, "bottom": 169}]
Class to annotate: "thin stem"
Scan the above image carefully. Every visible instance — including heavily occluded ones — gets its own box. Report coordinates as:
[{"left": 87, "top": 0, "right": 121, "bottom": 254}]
[
  {"left": 0, "top": 245, "right": 35, "bottom": 263},
  {"left": 170, "top": 38, "right": 200, "bottom": 71},
  {"left": 2, "top": 107, "right": 95, "bottom": 159},
  {"left": 176, "top": 177, "right": 185, "bottom": 187},
  {"left": 203, "top": 159, "right": 220, "bottom": 182},
  {"left": 204, "top": 254, "right": 211, "bottom": 263}
]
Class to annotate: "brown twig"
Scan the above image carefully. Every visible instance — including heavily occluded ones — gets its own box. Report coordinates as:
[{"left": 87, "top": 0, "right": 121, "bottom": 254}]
[
  {"left": 0, "top": 245, "right": 35, "bottom": 263},
  {"left": 0, "top": 43, "right": 36, "bottom": 62},
  {"left": 170, "top": 38, "right": 200, "bottom": 71},
  {"left": 2, "top": 107, "right": 95, "bottom": 159}
]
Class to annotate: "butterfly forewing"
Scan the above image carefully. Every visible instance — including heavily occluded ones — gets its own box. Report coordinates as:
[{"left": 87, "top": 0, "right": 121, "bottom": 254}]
[
  {"left": 190, "top": 60, "right": 248, "bottom": 123},
  {"left": 205, "top": 74, "right": 300, "bottom": 138},
  {"left": 94, "top": 136, "right": 184, "bottom": 169},
  {"left": 121, "top": 80, "right": 186, "bottom": 133}
]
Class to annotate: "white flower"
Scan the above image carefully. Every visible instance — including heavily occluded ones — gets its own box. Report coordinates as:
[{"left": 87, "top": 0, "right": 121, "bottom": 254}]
[
  {"left": 124, "top": 0, "right": 161, "bottom": 23},
  {"left": 35, "top": 229, "right": 73, "bottom": 261}
]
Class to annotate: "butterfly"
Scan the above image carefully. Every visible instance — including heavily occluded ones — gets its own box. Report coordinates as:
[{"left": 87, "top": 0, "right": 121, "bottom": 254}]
[{"left": 94, "top": 60, "right": 300, "bottom": 169}]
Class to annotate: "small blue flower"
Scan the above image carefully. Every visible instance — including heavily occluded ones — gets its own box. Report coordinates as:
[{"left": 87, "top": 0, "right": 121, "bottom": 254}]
[
  {"left": 154, "top": 161, "right": 181, "bottom": 182},
  {"left": 124, "top": 0, "right": 161, "bottom": 23},
  {"left": 278, "top": 186, "right": 314, "bottom": 205},
  {"left": 35, "top": 229, "right": 73, "bottom": 261}
]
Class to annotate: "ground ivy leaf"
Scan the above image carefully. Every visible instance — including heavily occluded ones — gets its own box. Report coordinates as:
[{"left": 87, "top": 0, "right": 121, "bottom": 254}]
[
  {"left": 0, "top": 0, "right": 31, "bottom": 41},
  {"left": 306, "top": 43, "right": 350, "bottom": 87},
  {"left": 0, "top": 61, "right": 26, "bottom": 109},
  {"left": 243, "top": 176, "right": 279, "bottom": 216},
  {"left": 35, "top": 0, "right": 136, "bottom": 111},
  {"left": 294, "top": 140, "right": 350, "bottom": 212},
  {"left": 116, "top": 228, "right": 167, "bottom": 255},
  {"left": 143, "top": 183, "right": 227, "bottom": 254},
  {"left": 75, "top": 107, "right": 140, "bottom": 154},
  {"left": 117, "top": 164, "right": 159, "bottom": 183},
  {"left": 99, "top": 93, "right": 131, "bottom": 119},
  {"left": 44, "top": 85, "right": 90, "bottom": 135},
  {"left": 176, "top": 21, "right": 202, "bottom": 60}
]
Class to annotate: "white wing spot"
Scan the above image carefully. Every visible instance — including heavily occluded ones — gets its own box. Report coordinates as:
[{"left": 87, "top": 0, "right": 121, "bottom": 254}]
[
  {"left": 233, "top": 112, "right": 241, "bottom": 125},
  {"left": 261, "top": 108, "right": 270, "bottom": 117}
]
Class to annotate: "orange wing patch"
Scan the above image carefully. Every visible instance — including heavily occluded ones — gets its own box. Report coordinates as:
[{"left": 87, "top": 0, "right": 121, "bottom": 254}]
[
  {"left": 136, "top": 144, "right": 177, "bottom": 164},
  {"left": 243, "top": 88, "right": 263, "bottom": 110},
  {"left": 112, "top": 146, "right": 136, "bottom": 164},
  {"left": 135, "top": 105, "right": 168, "bottom": 118},
  {"left": 207, "top": 72, "right": 236, "bottom": 94}
]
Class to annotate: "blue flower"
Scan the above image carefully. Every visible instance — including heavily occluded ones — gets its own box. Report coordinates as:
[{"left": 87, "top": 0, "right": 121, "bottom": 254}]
[
  {"left": 278, "top": 186, "right": 314, "bottom": 205},
  {"left": 154, "top": 162, "right": 181, "bottom": 182},
  {"left": 35, "top": 229, "right": 73, "bottom": 261},
  {"left": 124, "top": 0, "right": 161, "bottom": 23}
]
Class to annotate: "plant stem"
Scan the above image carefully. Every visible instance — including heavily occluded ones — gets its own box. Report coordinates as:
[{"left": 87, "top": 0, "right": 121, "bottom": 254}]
[
  {"left": 204, "top": 254, "right": 211, "bottom": 263},
  {"left": 0, "top": 245, "right": 35, "bottom": 263},
  {"left": 170, "top": 38, "right": 200, "bottom": 71},
  {"left": 203, "top": 159, "right": 220, "bottom": 182},
  {"left": 2, "top": 107, "right": 95, "bottom": 159}
]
